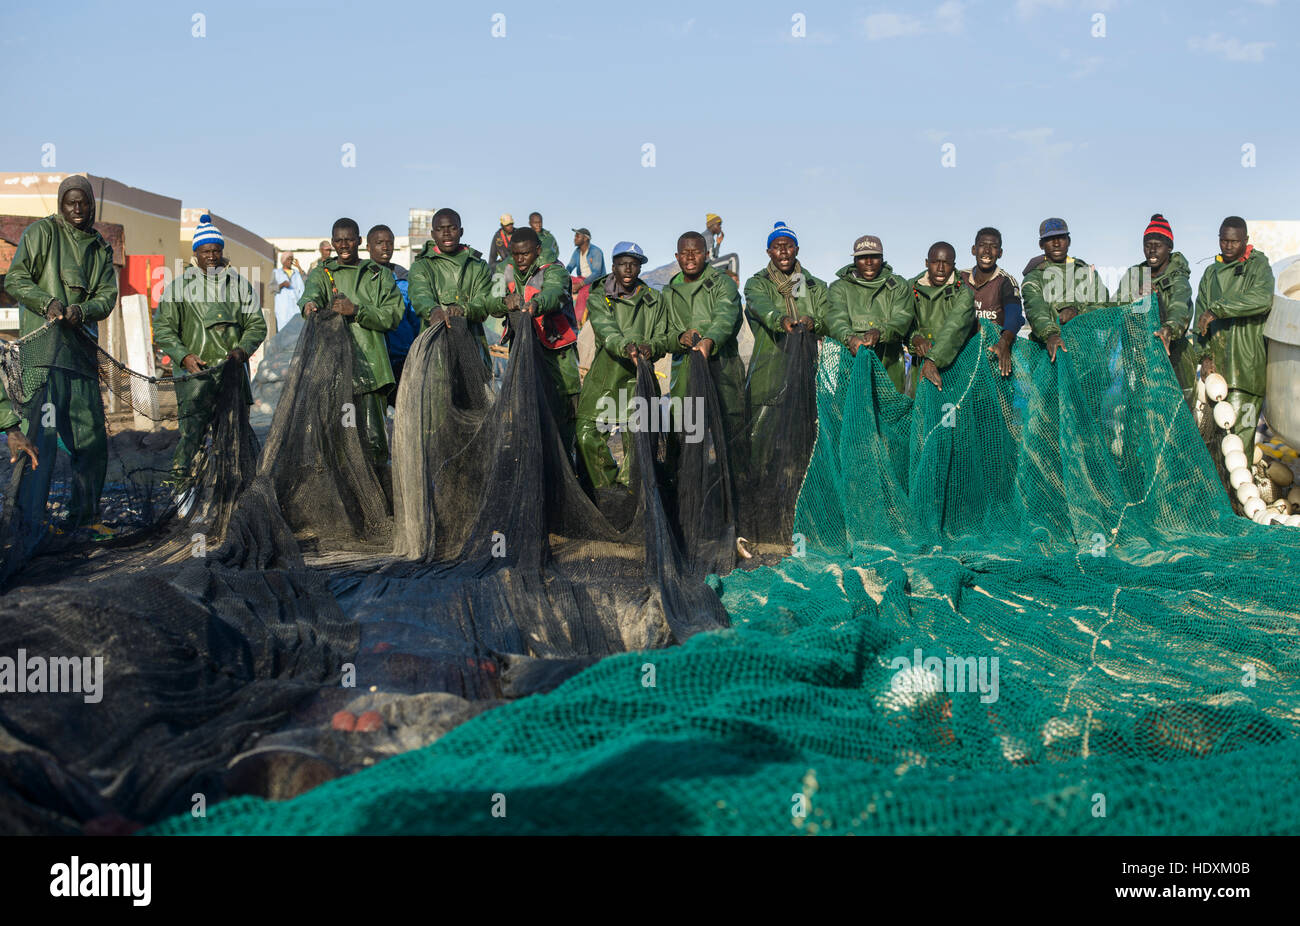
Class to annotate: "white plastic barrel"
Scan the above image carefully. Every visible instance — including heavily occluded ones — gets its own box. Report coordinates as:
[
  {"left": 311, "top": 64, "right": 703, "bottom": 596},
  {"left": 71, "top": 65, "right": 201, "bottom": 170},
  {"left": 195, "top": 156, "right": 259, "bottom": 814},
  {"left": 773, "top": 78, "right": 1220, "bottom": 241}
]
[{"left": 1265, "top": 261, "right": 1300, "bottom": 450}]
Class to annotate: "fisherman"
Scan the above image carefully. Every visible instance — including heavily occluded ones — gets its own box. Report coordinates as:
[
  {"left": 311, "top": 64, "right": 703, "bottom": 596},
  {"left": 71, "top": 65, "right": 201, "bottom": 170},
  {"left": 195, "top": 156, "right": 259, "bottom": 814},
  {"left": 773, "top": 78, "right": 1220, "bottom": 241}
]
[
  {"left": 300, "top": 217, "right": 403, "bottom": 473},
  {"left": 485, "top": 226, "right": 581, "bottom": 460},
  {"left": 575, "top": 241, "right": 669, "bottom": 490},
  {"left": 662, "top": 230, "right": 746, "bottom": 472},
  {"left": 408, "top": 208, "right": 494, "bottom": 369},
  {"left": 309, "top": 239, "right": 332, "bottom": 272},
  {"left": 705, "top": 213, "right": 724, "bottom": 259},
  {"left": 487, "top": 213, "right": 513, "bottom": 275},
  {"left": 961, "top": 227, "right": 1024, "bottom": 378},
  {"left": 1022, "top": 217, "right": 1111, "bottom": 362},
  {"left": 565, "top": 227, "right": 604, "bottom": 326},
  {"left": 152, "top": 215, "right": 266, "bottom": 485},
  {"left": 743, "top": 221, "right": 828, "bottom": 467},
  {"left": 824, "top": 234, "right": 915, "bottom": 393},
  {"left": 1192, "top": 216, "right": 1274, "bottom": 460},
  {"left": 528, "top": 212, "right": 560, "bottom": 264},
  {"left": 3, "top": 175, "right": 117, "bottom": 537},
  {"left": 1114, "top": 214, "right": 1195, "bottom": 408},
  {"left": 907, "top": 242, "right": 976, "bottom": 394},
  {"left": 366, "top": 224, "right": 420, "bottom": 393}
]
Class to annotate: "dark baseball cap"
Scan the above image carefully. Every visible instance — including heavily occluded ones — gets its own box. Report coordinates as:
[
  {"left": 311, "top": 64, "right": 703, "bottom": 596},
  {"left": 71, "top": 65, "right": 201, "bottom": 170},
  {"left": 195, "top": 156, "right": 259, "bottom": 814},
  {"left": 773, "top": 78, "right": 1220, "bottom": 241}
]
[
  {"left": 1038, "top": 217, "right": 1070, "bottom": 241},
  {"left": 572, "top": 227, "right": 591, "bottom": 237},
  {"left": 853, "top": 234, "right": 883, "bottom": 256}
]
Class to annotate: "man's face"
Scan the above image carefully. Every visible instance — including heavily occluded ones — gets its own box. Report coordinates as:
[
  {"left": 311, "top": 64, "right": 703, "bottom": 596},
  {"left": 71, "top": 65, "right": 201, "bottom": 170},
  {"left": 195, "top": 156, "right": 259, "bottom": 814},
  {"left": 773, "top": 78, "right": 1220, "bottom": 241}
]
[
  {"left": 511, "top": 241, "right": 539, "bottom": 273},
  {"left": 707, "top": 220, "right": 722, "bottom": 236},
  {"left": 433, "top": 216, "right": 462, "bottom": 252},
  {"left": 195, "top": 242, "right": 224, "bottom": 272},
  {"left": 574, "top": 232, "right": 589, "bottom": 249},
  {"left": 854, "top": 254, "right": 882, "bottom": 280},
  {"left": 676, "top": 239, "right": 708, "bottom": 277},
  {"left": 613, "top": 255, "right": 640, "bottom": 287},
  {"left": 332, "top": 229, "right": 360, "bottom": 263},
  {"left": 1042, "top": 235, "right": 1070, "bottom": 263},
  {"left": 768, "top": 237, "right": 798, "bottom": 274},
  {"left": 61, "top": 190, "right": 91, "bottom": 229},
  {"left": 367, "top": 230, "right": 395, "bottom": 265},
  {"left": 1219, "top": 226, "right": 1247, "bottom": 262},
  {"left": 281, "top": 252, "right": 294, "bottom": 269},
  {"left": 1143, "top": 235, "right": 1172, "bottom": 269},
  {"left": 503, "top": 223, "right": 514, "bottom": 235},
  {"left": 926, "top": 247, "right": 956, "bottom": 283},
  {"left": 319, "top": 241, "right": 332, "bottom": 259},
  {"left": 972, "top": 235, "right": 1002, "bottom": 272},
  {"left": 529, "top": 215, "right": 543, "bottom": 234}
]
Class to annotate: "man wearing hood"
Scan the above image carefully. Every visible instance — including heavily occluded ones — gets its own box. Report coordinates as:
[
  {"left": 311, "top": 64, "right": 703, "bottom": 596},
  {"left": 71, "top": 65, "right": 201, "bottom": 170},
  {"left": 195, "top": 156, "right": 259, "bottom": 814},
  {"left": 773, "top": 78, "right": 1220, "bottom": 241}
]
[
  {"left": 408, "top": 208, "right": 494, "bottom": 370},
  {"left": 300, "top": 217, "right": 404, "bottom": 474},
  {"left": 3, "top": 175, "right": 118, "bottom": 536},
  {"left": 153, "top": 215, "right": 266, "bottom": 485},
  {"left": 1192, "top": 216, "right": 1274, "bottom": 460},
  {"left": 907, "top": 242, "right": 976, "bottom": 395},
  {"left": 1022, "top": 217, "right": 1111, "bottom": 362},
  {"left": 743, "top": 222, "right": 828, "bottom": 469},
  {"left": 824, "top": 234, "right": 915, "bottom": 392},
  {"left": 1114, "top": 214, "right": 1195, "bottom": 409},
  {"left": 576, "top": 241, "right": 670, "bottom": 490}
]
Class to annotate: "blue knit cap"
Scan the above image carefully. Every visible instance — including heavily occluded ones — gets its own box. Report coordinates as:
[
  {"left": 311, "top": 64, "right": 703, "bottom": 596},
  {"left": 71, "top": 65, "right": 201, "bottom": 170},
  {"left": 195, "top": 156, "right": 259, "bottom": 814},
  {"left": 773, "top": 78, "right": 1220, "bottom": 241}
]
[
  {"left": 767, "top": 221, "right": 797, "bottom": 248},
  {"left": 192, "top": 214, "right": 224, "bottom": 251}
]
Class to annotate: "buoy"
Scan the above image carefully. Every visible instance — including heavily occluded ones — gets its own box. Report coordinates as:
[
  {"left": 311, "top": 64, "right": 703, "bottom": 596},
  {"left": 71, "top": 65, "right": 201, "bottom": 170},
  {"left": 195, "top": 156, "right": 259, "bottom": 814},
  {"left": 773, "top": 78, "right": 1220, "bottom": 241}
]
[
  {"left": 1267, "top": 461, "right": 1294, "bottom": 487},
  {"left": 1243, "top": 496, "right": 1265, "bottom": 518},
  {"left": 1224, "top": 450, "right": 1248, "bottom": 472},
  {"left": 1221, "top": 434, "right": 1244, "bottom": 457},
  {"left": 1204, "top": 373, "right": 1228, "bottom": 402},
  {"left": 1196, "top": 378, "right": 1207, "bottom": 405},
  {"left": 1237, "top": 481, "right": 1261, "bottom": 504},
  {"left": 1229, "top": 467, "right": 1252, "bottom": 489},
  {"left": 1253, "top": 445, "right": 1264, "bottom": 464},
  {"left": 1213, "top": 402, "right": 1236, "bottom": 430}
]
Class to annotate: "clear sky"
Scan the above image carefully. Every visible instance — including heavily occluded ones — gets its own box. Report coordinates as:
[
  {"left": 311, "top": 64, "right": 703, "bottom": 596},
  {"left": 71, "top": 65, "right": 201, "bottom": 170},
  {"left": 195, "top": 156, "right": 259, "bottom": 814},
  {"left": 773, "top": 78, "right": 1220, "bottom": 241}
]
[{"left": 1, "top": 0, "right": 1296, "bottom": 287}]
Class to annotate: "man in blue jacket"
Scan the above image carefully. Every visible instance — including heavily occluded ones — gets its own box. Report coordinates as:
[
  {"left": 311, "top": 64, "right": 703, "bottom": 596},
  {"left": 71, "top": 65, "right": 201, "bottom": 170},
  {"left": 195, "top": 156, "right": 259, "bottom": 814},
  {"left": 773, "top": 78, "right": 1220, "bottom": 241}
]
[
  {"left": 367, "top": 224, "right": 420, "bottom": 400},
  {"left": 566, "top": 228, "right": 605, "bottom": 326}
]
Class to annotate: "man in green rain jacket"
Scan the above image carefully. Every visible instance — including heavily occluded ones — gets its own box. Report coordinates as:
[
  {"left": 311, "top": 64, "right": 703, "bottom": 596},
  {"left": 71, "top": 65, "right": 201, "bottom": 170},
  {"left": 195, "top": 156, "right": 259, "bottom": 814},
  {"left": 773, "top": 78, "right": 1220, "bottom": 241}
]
[
  {"left": 152, "top": 215, "right": 266, "bottom": 484},
  {"left": 1192, "top": 216, "right": 1274, "bottom": 461},
  {"left": 823, "top": 233, "right": 915, "bottom": 392},
  {"left": 529, "top": 212, "right": 561, "bottom": 264},
  {"left": 742, "top": 221, "right": 828, "bottom": 470},
  {"left": 408, "top": 207, "right": 494, "bottom": 369},
  {"left": 1022, "top": 216, "right": 1111, "bottom": 362},
  {"left": 300, "top": 217, "right": 403, "bottom": 469},
  {"left": 907, "top": 242, "right": 976, "bottom": 395},
  {"left": 662, "top": 230, "right": 746, "bottom": 472},
  {"left": 3, "top": 175, "right": 117, "bottom": 535},
  {"left": 484, "top": 226, "right": 581, "bottom": 460},
  {"left": 1113, "top": 214, "right": 1195, "bottom": 409},
  {"left": 576, "top": 241, "right": 671, "bottom": 489}
]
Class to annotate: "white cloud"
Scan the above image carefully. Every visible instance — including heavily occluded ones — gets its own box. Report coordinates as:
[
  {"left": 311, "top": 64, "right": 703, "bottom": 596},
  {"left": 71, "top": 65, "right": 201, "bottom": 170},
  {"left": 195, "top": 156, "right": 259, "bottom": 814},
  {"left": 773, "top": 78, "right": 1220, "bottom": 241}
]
[
  {"left": 1188, "top": 33, "right": 1274, "bottom": 62},
  {"left": 862, "top": 2, "right": 964, "bottom": 40},
  {"left": 1016, "top": 0, "right": 1114, "bottom": 18}
]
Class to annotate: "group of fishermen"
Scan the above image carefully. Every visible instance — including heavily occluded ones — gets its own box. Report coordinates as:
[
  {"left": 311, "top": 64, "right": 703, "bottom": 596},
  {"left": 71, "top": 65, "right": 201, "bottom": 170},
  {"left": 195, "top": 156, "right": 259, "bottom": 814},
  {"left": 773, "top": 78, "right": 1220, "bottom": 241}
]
[{"left": 0, "top": 178, "right": 1278, "bottom": 538}]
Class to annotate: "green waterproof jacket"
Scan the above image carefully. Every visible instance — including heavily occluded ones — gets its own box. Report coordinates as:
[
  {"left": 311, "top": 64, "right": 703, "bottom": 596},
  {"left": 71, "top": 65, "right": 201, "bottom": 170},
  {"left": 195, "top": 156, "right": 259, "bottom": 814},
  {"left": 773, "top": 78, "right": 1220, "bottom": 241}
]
[
  {"left": 907, "top": 271, "right": 976, "bottom": 370},
  {"left": 661, "top": 263, "right": 745, "bottom": 405},
  {"left": 576, "top": 275, "right": 670, "bottom": 421},
  {"left": 484, "top": 257, "right": 581, "bottom": 395},
  {"left": 1022, "top": 255, "right": 1111, "bottom": 341},
  {"left": 1192, "top": 247, "right": 1274, "bottom": 396},
  {"left": 824, "top": 262, "right": 915, "bottom": 390},
  {"left": 1115, "top": 252, "right": 1193, "bottom": 337},
  {"left": 4, "top": 214, "right": 118, "bottom": 378},
  {"left": 742, "top": 264, "right": 829, "bottom": 406},
  {"left": 153, "top": 263, "right": 267, "bottom": 401},
  {"left": 299, "top": 257, "right": 403, "bottom": 395},
  {"left": 538, "top": 228, "right": 560, "bottom": 264},
  {"left": 408, "top": 242, "right": 494, "bottom": 360}
]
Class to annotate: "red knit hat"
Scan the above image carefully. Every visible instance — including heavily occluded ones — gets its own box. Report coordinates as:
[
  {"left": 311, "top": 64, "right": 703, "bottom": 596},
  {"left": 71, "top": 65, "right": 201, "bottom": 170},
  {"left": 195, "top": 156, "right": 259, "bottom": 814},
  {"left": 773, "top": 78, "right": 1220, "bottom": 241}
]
[{"left": 1144, "top": 213, "right": 1173, "bottom": 244}]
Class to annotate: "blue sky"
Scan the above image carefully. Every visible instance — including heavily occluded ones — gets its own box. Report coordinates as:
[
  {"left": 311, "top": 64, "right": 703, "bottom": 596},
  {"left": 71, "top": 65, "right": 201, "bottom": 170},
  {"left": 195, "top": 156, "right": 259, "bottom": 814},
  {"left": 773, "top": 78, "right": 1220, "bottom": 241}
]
[{"left": 1, "top": 0, "right": 1296, "bottom": 287}]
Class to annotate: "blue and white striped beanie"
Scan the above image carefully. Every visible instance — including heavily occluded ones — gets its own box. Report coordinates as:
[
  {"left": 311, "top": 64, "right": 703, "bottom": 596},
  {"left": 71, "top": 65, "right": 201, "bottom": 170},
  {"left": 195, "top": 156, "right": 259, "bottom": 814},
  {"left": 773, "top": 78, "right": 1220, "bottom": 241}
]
[
  {"left": 192, "top": 214, "right": 224, "bottom": 251},
  {"left": 767, "top": 221, "right": 797, "bottom": 248}
]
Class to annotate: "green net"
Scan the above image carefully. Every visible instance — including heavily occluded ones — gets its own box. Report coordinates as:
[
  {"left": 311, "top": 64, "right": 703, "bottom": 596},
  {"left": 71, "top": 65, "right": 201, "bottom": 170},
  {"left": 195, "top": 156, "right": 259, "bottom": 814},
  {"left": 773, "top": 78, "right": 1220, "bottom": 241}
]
[{"left": 148, "top": 296, "right": 1300, "bottom": 835}]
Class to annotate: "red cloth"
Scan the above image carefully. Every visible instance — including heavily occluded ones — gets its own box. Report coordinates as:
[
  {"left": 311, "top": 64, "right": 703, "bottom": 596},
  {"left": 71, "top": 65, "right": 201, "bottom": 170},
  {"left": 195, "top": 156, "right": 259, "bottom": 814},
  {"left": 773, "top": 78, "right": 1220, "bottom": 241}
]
[{"left": 572, "top": 276, "right": 590, "bottom": 327}]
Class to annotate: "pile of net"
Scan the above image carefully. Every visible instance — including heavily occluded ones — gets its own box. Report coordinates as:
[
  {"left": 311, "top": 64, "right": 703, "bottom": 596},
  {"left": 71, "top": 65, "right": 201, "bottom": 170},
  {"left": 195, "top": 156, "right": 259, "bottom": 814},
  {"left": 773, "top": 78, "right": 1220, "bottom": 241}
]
[{"left": 143, "top": 297, "right": 1300, "bottom": 835}]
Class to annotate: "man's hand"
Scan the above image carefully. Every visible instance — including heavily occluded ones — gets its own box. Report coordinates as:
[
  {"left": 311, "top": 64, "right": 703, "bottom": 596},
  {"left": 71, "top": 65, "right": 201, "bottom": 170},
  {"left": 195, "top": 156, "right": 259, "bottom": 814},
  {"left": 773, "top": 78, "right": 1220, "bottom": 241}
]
[
  {"left": 911, "top": 334, "right": 931, "bottom": 359},
  {"left": 694, "top": 337, "right": 714, "bottom": 356},
  {"left": 502, "top": 292, "right": 523, "bottom": 312},
  {"left": 1058, "top": 306, "right": 1079, "bottom": 325},
  {"left": 1200, "top": 354, "right": 1216, "bottom": 377},
  {"left": 226, "top": 347, "right": 249, "bottom": 365},
  {"left": 780, "top": 317, "right": 797, "bottom": 334},
  {"left": 847, "top": 335, "right": 864, "bottom": 357},
  {"left": 679, "top": 328, "right": 701, "bottom": 348},
  {"left": 1045, "top": 332, "right": 1066, "bottom": 363},
  {"left": 1198, "top": 311, "right": 1217, "bottom": 337},
  {"left": 638, "top": 342, "right": 653, "bottom": 360},
  {"left": 920, "top": 358, "right": 942, "bottom": 391},
  {"left": 302, "top": 301, "right": 320, "bottom": 316},
  {"left": 428, "top": 307, "right": 449, "bottom": 327},
  {"left": 45, "top": 299, "right": 65, "bottom": 322},
  {"left": 278, "top": 279, "right": 291, "bottom": 291},
  {"left": 798, "top": 315, "right": 815, "bottom": 332},
  {"left": 528, "top": 298, "right": 545, "bottom": 317},
  {"left": 1155, "top": 326, "right": 1173, "bottom": 355},
  {"left": 331, "top": 293, "right": 356, "bottom": 317},
  {"left": 988, "top": 332, "right": 1014, "bottom": 377},
  {"left": 181, "top": 354, "right": 206, "bottom": 375},
  {"left": 862, "top": 328, "right": 881, "bottom": 348},
  {"left": 445, "top": 303, "right": 466, "bottom": 318},
  {"left": 64, "top": 304, "right": 84, "bottom": 326},
  {"left": 625, "top": 342, "right": 641, "bottom": 360},
  {"left": 7, "top": 428, "right": 37, "bottom": 469}
]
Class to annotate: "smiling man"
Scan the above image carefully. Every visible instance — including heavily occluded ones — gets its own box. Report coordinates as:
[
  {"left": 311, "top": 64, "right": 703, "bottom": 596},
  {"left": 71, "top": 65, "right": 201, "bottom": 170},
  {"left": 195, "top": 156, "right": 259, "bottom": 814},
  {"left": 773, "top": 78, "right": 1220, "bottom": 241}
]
[
  {"left": 1192, "top": 216, "right": 1274, "bottom": 461},
  {"left": 907, "top": 242, "right": 976, "bottom": 395},
  {"left": 824, "top": 234, "right": 915, "bottom": 392},
  {"left": 961, "top": 227, "right": 1023, "bottom": 378},
  {"left": 153, "top": 215, "right": 266, "bottom": 486},
  {"left": 408, "top": 208, "right": 494, "bottom": 370},
  {"left": 300, "top": 217, "right": 403, "bottom": 473},
  {"left": 3, "top": 175, "right": 118, "bottom": 538},
  {"left": 1022, "top": 217, "right": 1111, "bottom": 363}
]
